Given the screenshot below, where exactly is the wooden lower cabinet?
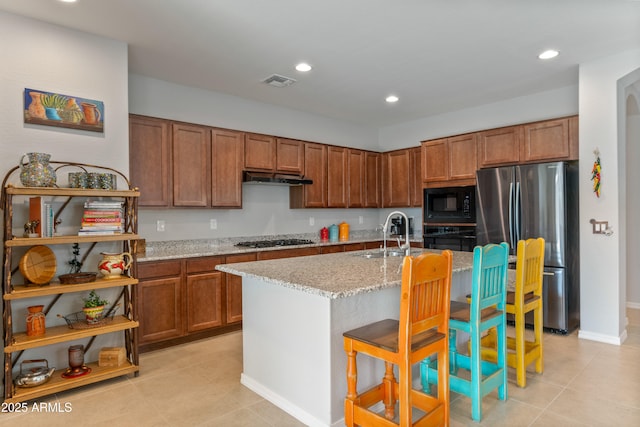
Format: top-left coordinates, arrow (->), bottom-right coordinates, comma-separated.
138,257 -> 239,351
138,260 -> 183,345
224,253 -> 257,324
186,257 -> 225,332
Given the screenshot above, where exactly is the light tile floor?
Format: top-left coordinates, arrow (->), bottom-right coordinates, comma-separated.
1,309 -> 639,426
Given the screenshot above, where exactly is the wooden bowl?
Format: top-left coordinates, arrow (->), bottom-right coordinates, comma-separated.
19,245 -> 56,285
58,272 -> 97,284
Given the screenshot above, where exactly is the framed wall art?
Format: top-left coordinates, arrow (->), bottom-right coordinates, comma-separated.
24,88 -> 104,133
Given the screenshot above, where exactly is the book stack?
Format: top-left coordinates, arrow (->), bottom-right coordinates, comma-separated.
78,200 -> 124,236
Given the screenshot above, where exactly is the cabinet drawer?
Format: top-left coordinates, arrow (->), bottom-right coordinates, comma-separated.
138,260 -> 181,279
186,256 -> 225,274
258,247 -> 321,260
343,243 -> 365,252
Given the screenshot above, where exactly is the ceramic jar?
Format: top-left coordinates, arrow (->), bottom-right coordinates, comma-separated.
26,305 -> 46,337
339,222 -> 350,242
329,224 -> 339,242
19,152 -> 56,187
98,252 -> 132,279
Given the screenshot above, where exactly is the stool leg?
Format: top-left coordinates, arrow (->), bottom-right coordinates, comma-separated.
449,329 -> 458,374
534,304 -> 544,374
383,362 -> 396,420
515,309 -> 526,388
344,346 -> 357,427
469,325 -> 482,422
420,357 -> 432,394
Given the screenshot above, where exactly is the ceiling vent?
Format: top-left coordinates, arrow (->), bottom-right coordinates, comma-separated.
262,74 -> 297,88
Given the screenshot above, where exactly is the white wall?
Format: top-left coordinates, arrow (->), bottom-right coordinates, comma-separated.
626,88 -> 640,307
578,49 -> 640,344
0,11 -> 130,373
379,85 -> 578,149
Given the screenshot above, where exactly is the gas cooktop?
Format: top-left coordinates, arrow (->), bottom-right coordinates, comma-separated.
235,238 -> 314,249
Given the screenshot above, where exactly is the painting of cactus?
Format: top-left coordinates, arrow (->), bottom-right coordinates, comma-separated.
24,88 -> 104,133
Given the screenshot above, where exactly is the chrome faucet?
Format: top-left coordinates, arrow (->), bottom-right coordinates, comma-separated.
381,210 -> 411,257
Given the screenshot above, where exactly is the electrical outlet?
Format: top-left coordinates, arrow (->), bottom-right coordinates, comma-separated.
359,216 -> 364,224
210,219 -> 217,230
156,220 -> 165,232
309,217 -> 315,226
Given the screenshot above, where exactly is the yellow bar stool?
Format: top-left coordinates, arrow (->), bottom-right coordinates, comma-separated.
343,251 -> 453,427
480,237 -> 545,388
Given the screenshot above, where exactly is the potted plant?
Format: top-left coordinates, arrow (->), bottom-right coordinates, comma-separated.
82,290 -> 108,324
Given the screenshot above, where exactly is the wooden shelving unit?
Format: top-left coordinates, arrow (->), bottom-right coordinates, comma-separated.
2,163 -> 140,404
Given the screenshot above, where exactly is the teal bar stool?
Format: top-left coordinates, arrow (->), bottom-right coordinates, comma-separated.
421,242 -> 509,422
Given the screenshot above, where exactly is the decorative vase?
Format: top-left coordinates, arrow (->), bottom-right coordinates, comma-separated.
83,306 -> 104,324
19,152 -> 57,187
27,92 -> 46,119
81,102 -> 101,125
98,252 -> 132,279
26,305 -> 46,337
44,107 -> 61,121
60,98 -> 84,124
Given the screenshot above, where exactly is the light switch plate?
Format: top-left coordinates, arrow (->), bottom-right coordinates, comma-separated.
210,219 -> 217,230
156,220 -> 165,232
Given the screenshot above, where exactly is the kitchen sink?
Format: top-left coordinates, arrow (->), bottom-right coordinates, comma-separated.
359,250 -> 406,258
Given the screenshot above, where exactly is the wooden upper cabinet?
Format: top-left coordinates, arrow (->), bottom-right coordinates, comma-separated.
276,138 -> 304,174
478,125 -> 522,168
409,147 -> 422,207
172,123 -> 211,207
327,146 -> 348,208
290,142 -> 327,208
129,115 -> 171,207
422,134 -> 477,188
211,128 -> 244,208
422,139 -> 448,183
448,134 -> 477,181
477,116 -> 578,168
364,151 -> 381,208
244,133 -> 276,171
383,149 -> 411,207
522,117 -> 577,162
347,149 -> 365,208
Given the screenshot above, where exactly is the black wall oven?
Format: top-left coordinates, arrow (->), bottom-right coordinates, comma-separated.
423,186 -> 476,252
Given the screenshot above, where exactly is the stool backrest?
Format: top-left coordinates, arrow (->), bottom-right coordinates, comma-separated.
470,243 -> 509,318
516,238 -> 545,298
398,250 -> 453,352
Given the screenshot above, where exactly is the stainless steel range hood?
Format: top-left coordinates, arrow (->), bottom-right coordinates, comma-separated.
242,171 -> 313,186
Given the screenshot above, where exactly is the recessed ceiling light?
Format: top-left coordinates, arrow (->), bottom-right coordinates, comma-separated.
386,95 -> 399,103
59,0 -> 78,3
538,49 -> 559,60
295,63 -> 312,72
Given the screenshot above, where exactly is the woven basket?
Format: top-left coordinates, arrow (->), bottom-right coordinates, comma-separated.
19,245 -> 56,285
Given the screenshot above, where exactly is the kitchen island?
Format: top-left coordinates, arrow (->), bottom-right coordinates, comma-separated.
216,249 -> 475,427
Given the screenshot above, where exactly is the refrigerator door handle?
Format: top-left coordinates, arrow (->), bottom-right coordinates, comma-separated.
508,182 -> 514,249
515,181 -> 521,243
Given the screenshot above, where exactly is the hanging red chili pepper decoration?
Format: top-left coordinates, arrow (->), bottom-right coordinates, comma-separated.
591,150 -> 601,197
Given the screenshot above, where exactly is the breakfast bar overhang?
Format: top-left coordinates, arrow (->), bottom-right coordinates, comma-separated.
216,249 -> 475,427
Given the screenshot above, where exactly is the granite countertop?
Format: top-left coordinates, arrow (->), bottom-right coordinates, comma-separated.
216,249 -> 476,299
139,231 -> 423,262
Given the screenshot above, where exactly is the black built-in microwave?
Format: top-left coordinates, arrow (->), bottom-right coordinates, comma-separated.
424,186 -> 476,223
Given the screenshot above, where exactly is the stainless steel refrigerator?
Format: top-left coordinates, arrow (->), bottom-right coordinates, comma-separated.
476,161 -> 579,333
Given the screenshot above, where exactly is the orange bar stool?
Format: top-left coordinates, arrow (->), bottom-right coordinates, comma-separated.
343,250 -> 453,427
422,242 -> 509,422
479,238 -> 545,388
